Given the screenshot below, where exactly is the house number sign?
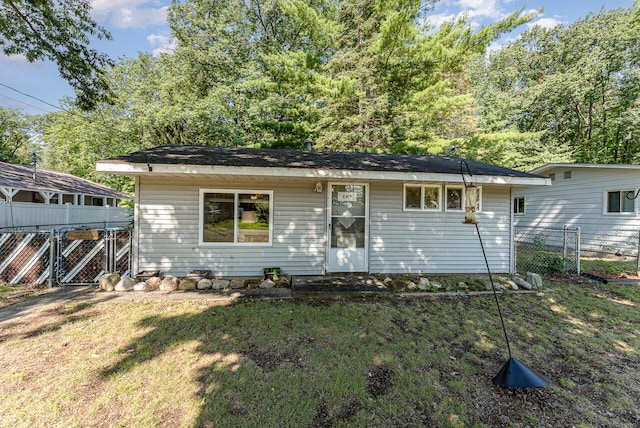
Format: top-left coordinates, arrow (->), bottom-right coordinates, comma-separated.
67,230 -> 100,240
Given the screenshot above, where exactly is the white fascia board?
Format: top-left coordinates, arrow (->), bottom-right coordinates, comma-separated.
531,163 -> 640,175
96,161 -> 549,186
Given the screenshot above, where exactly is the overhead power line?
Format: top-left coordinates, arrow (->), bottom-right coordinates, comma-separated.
0,82 -> 65,111
0,92 -> 56,114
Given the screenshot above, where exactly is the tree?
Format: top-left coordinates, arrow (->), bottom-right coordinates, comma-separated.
36,0 -> 538,173
471,7 -> 640,166
0,0 -> 114,110
0,106 -> 32,163
316,2 -> 536,153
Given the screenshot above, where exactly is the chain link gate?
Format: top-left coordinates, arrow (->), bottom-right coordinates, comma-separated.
0,227 -> 130,286
55,228 -> 131,285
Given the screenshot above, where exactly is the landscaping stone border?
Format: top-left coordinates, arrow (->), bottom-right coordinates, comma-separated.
98,272 -> 544,295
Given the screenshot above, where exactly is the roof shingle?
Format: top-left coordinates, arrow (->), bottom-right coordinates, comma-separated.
0,161 -> 131,199
105,145 -> 540,179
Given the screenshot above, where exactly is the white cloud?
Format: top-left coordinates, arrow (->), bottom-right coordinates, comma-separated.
1,53 -> 33,65
527,17 -> 563,30
147,34 -> 177,56
424,13 -> 459,29
486,35 -> 517,54
457,0 -> 502,19
91,0 -> 168,29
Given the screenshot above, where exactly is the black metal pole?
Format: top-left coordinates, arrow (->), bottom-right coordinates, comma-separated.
475,217 -> 512,359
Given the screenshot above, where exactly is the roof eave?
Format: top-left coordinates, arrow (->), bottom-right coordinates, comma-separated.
97,161 -> 550,186
531,163 -> 640,174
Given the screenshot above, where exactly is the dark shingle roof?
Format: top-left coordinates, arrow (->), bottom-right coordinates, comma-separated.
0,161 -> 131,199
105,145 -> 540,179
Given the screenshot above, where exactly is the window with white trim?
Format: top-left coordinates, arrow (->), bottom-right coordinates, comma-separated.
200,189 -> 273,245
514,196 -> 525,215
445,186 -> 463,211
605,190 -> 635,214
404,184 -> 441,211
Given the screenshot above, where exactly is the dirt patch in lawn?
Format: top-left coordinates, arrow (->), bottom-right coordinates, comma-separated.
0,283 -> 52,309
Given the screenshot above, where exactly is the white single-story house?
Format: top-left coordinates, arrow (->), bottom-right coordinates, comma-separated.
0,161 -> 132,230
96,145 -> 548,277
514,163 -> 640,257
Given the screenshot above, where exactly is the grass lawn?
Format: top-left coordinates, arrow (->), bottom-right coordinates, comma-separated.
0,278 -> 638,427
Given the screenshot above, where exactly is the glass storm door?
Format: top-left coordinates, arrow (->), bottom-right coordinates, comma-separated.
328,184 -> 368,272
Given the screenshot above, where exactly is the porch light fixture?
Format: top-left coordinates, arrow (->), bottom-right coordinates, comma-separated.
460,160 -> 549,389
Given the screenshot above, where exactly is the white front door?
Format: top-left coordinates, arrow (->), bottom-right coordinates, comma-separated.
327,184 -> 368,272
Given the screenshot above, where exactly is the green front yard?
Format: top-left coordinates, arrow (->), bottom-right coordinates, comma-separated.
0,278 -> 638,427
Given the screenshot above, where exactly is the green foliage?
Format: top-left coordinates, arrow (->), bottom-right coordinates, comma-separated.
459,130 -> 572,170
0,107 -> 33,163
0,284 -> 18,293
471,7 -> 640,166
0,0 -> 114,110
36,0 -> 536,163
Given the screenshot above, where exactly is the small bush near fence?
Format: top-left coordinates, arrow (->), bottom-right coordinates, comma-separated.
515,227 -> 640,277
515,228 -> 576,275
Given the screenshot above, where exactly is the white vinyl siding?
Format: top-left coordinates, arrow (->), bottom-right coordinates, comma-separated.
135,176 -> 326,277
134,177 -> 514,277
370,183 -> 511,274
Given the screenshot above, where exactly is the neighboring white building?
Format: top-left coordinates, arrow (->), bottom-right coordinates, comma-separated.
514,164 -> 640,230
0,161 -> 132,230
513,163 -> 640,256
97,145 -> 548,277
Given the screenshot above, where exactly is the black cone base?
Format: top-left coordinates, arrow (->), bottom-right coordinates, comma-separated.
492,357 -> 549,388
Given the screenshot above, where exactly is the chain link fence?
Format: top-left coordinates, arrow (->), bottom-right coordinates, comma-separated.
515,226 -> 640,277
0,225 -> 131,286
577,228 -> 640,276
514,227 -> 579,275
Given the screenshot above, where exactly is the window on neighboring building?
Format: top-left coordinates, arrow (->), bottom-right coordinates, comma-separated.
606,190 -> 635,214
200,190 -> 273,245
404,185 -> 441,211
549,173 -> 556,181
564,171 -> 572,179
514,197 -> 525,215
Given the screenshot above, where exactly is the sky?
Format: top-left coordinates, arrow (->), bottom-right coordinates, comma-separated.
0,0 -> 635,115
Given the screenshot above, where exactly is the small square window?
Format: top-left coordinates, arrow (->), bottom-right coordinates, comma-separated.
549,173 -> 555,181
446,186 -> 463,211
423,186 -> 441,210
404,186 -> 422,209
564,171 -> 572,179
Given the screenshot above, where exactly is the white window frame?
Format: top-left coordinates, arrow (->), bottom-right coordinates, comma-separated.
445,185 -> 464,212
603,189 -> 636,215
403,184 -> 442,211
199,188 -> 274,246
514,196 -> 525,215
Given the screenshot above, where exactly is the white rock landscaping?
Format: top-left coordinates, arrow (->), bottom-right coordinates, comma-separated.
115,276 -> 136,292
